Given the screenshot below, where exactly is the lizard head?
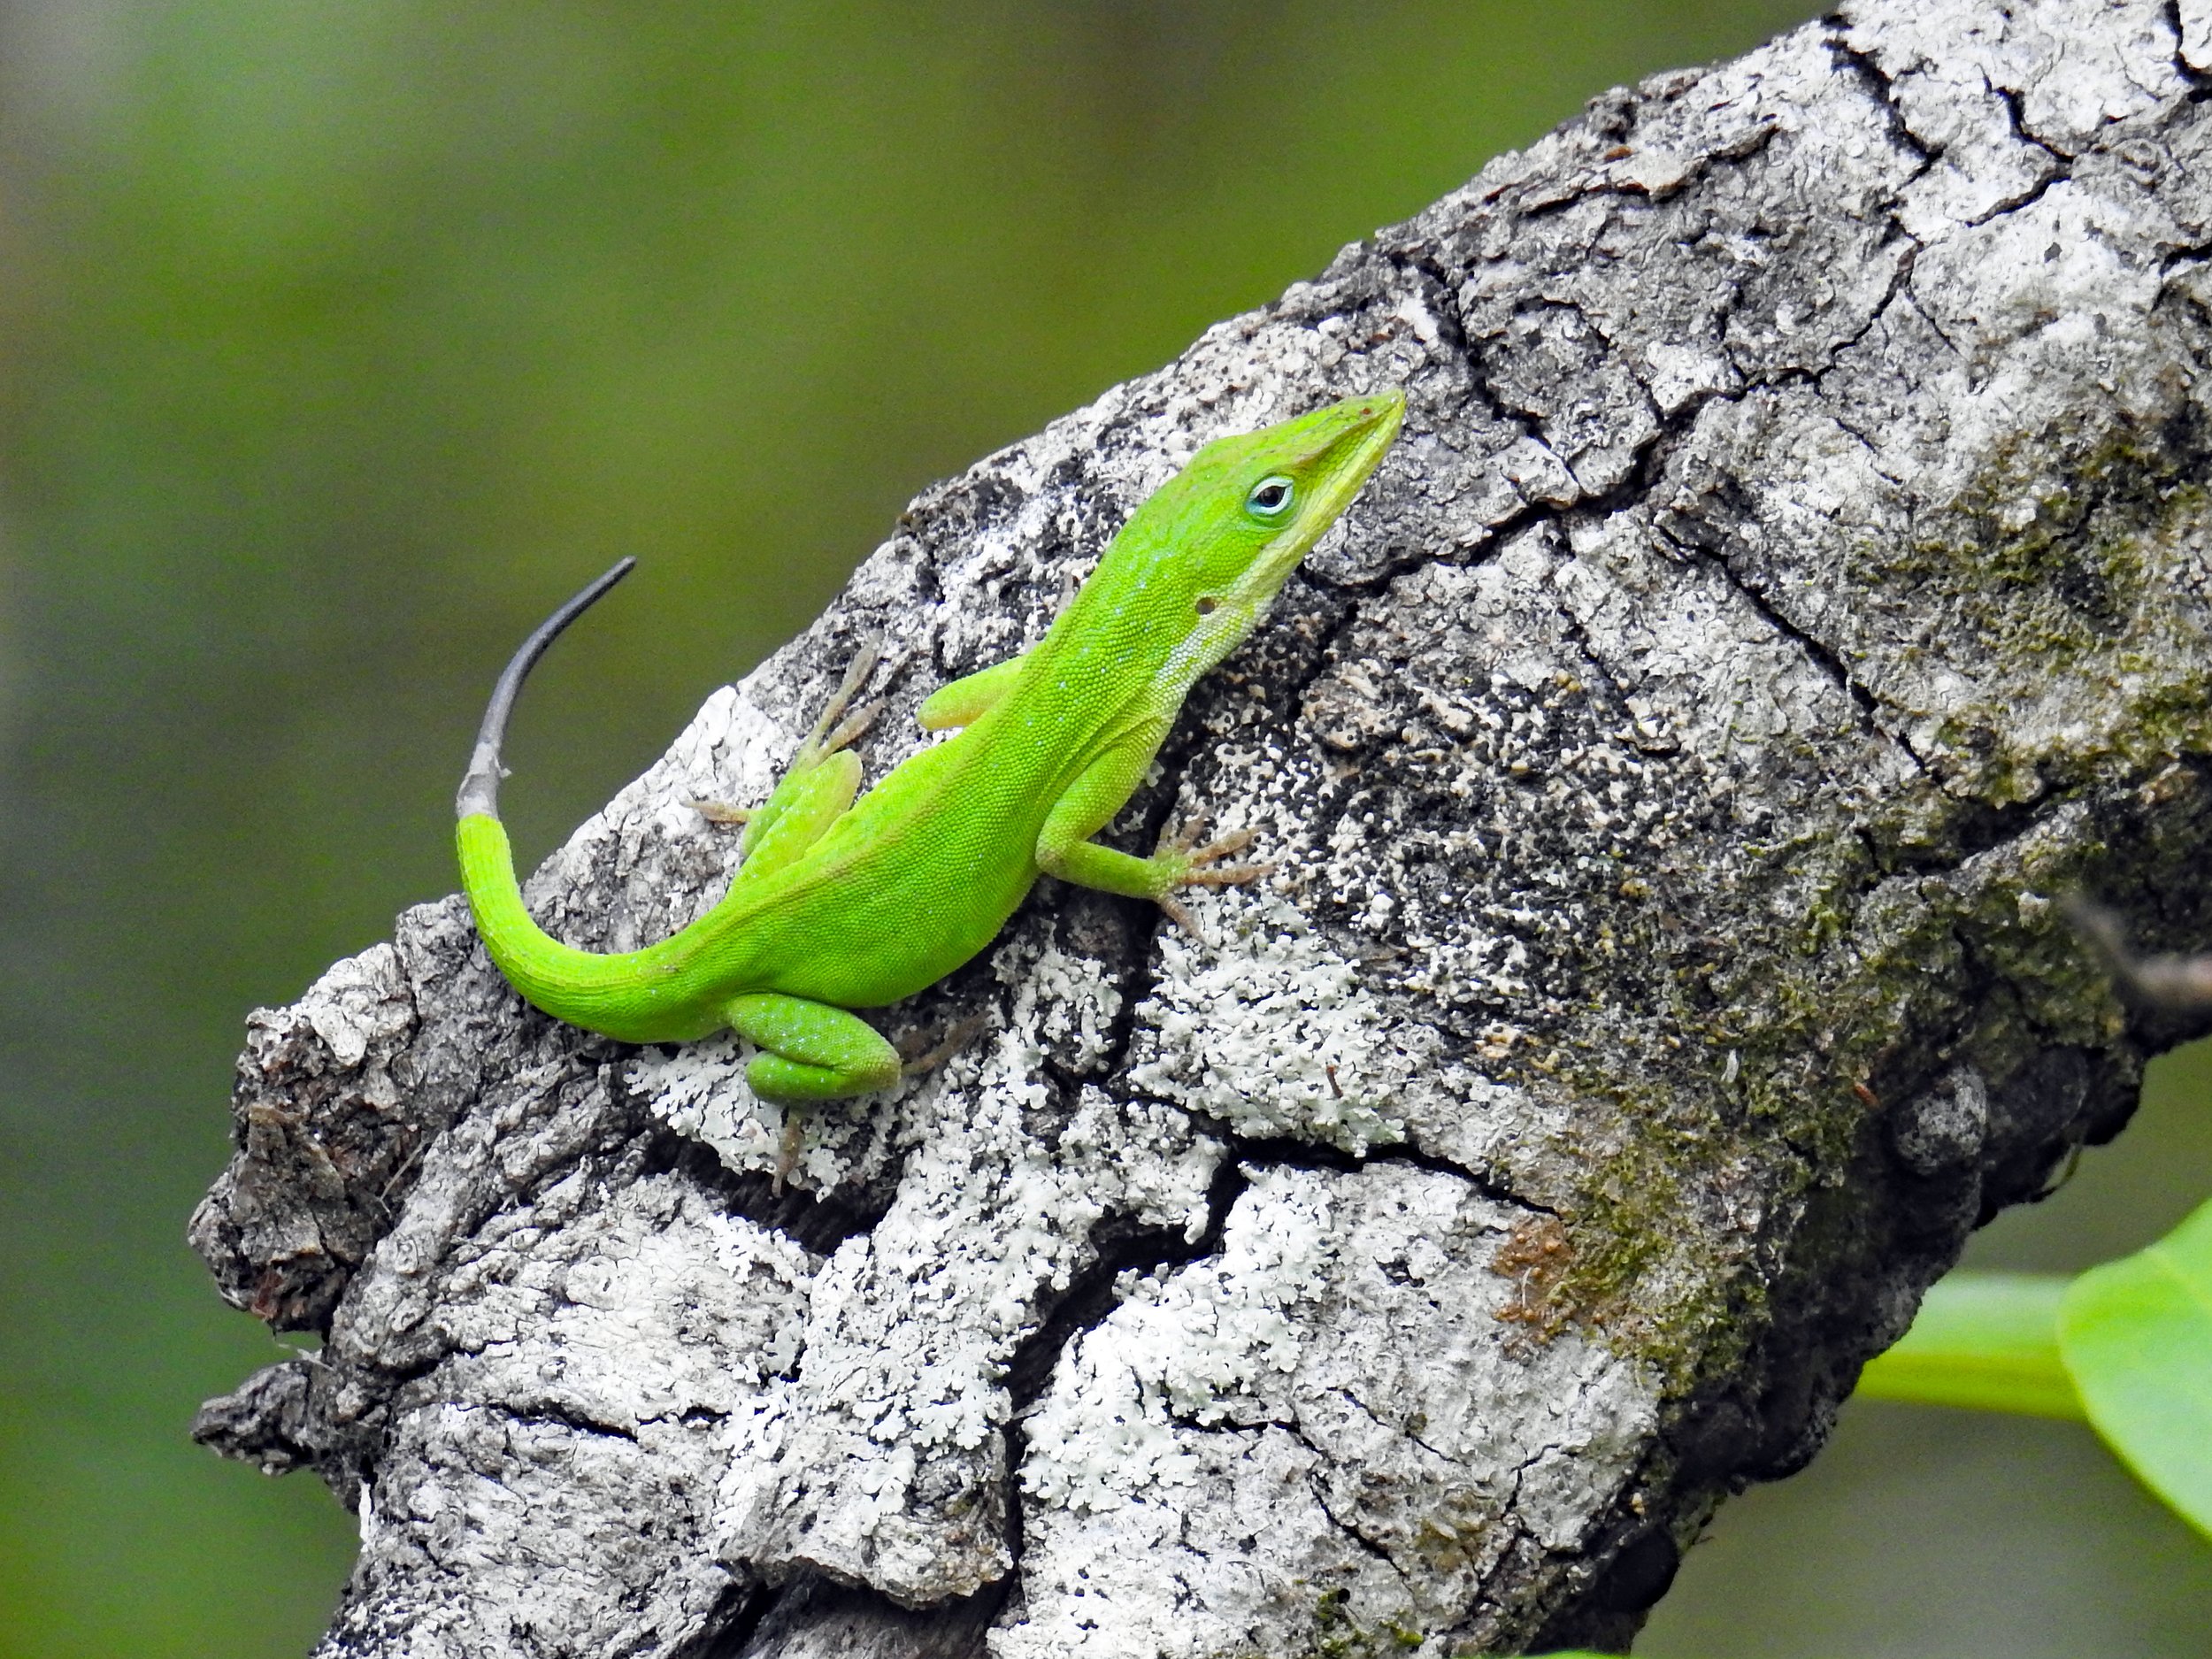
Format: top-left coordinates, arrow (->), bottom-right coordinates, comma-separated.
1127,388 -> 1404,680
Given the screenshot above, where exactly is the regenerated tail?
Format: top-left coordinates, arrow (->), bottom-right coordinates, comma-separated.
456,557 -> 636,819
454,559 -> 666,1031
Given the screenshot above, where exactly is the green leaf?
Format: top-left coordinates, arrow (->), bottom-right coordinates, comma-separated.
1855,1272 -> 2084,1418
2058,1194 -> 2212,1540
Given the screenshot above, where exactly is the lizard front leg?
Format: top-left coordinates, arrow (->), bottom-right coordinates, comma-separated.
689,641 -> 884,881
1033,735 -> 1273,931
916,650 -> 1026,731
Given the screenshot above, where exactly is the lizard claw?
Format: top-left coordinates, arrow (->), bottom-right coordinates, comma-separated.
1180,860 -> 1277,888
818,697 -> 886,758
1187,827 -> 1258,867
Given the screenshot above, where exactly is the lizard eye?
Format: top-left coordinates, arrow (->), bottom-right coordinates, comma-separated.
1245,475 -> 1295,519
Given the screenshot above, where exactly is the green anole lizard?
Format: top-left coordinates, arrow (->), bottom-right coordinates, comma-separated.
456,389 -> 1403,1136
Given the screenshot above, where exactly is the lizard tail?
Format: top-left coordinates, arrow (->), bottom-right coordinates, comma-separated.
455,557 -> 636,820
455,559 -> 685,1035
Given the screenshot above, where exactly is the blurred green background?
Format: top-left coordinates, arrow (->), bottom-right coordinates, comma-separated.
3,3 -> 2209,1655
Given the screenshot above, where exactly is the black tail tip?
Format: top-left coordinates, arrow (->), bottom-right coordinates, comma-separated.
457,557 -> 641,820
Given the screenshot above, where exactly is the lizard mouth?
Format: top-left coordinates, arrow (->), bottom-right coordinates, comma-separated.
1231,388 -> 1406,604
1291,388 -> 1406,529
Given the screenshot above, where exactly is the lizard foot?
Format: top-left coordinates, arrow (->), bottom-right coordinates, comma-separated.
800,636 -> 885,764
686,798 -> 753,826
1160,818 -> 1277,885
899,1013 -> 990,1077
772,1109 -> 807,1196
1154,819 -> 1276,934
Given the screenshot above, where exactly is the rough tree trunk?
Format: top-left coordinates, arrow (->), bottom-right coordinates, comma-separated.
190,0 -> 2212,1653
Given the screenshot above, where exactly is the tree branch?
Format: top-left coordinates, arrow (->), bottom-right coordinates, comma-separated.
192,0 -> 2212,1652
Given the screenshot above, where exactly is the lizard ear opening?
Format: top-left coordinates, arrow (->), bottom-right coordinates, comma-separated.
1195,595 -> 1219,616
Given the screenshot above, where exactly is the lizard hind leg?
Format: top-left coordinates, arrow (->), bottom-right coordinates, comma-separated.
727,992 -> 903,1194
728,992 -> 902,1101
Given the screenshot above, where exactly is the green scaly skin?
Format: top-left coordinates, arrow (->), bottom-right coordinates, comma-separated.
457,389 -> 1404,1105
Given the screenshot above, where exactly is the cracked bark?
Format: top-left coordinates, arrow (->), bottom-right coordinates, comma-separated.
189,1 -> 2212,1653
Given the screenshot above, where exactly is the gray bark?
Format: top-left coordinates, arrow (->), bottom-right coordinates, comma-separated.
191,0 -> 2212,1653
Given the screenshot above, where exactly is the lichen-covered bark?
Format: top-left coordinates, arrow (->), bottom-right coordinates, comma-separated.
191,1 -> 2212,1653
